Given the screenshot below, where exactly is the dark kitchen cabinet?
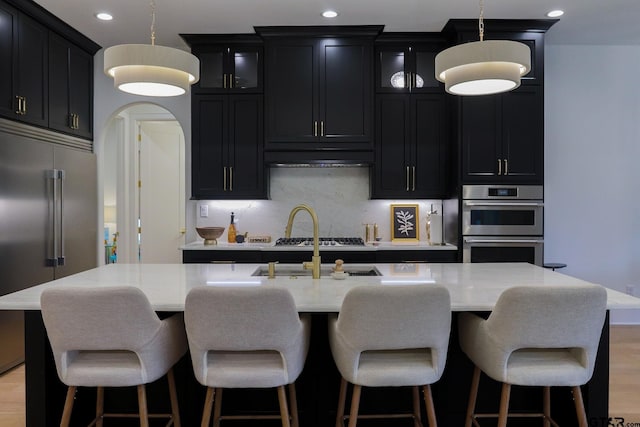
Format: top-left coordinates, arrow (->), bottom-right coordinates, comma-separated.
191,94 -> 266,199
461,86 -> 543,184
48,31 -> 93,139
261,28 -> 379,151
376,41 -> 443,93
372,93 -> 448,198
0,2 -> 48,127
188,40 -> 262,93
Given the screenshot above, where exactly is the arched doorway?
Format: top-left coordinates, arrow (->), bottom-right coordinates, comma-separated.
102,104 -> 186,263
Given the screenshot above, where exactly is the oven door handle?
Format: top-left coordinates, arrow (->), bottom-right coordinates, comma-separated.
464,238 -> 544,244
463,201 -> 544,207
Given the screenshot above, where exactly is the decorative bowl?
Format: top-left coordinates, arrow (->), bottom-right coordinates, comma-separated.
196,227 -> 225,245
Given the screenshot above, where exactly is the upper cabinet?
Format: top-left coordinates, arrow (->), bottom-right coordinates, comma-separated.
446,20 -> 555,185
375,35 -> 446,93
461,86 -> 543,184
182,35 -> 263,94
258,26 -> 381,152
0,2 -> 48,127
0,0 -> 99,139
49,31 -> 93,139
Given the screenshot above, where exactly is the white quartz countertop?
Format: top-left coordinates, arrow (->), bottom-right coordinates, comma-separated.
181,241 -> 457,251
1,263 -> 638,313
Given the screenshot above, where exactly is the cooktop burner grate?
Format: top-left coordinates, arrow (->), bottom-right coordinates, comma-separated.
275,237 -> 365,246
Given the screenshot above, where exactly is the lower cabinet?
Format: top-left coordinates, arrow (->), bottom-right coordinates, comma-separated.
182,249 -> 457,264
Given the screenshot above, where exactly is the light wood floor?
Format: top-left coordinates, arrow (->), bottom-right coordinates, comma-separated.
0,326 -> 638,426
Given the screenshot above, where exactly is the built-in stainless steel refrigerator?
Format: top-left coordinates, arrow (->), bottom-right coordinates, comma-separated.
0,119 -> 97,373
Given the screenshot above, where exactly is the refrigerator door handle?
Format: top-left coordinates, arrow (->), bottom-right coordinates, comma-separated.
58,170 -> 66,266
46,170 -> 59,267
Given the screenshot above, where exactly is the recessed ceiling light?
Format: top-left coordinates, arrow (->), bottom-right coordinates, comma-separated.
96,12 -> 113,21
546,10 -> 564,18
322,10 -> 338,18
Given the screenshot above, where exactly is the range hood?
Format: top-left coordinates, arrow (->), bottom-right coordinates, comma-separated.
264,150 -> 374,167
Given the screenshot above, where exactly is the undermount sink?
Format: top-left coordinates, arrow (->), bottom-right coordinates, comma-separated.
251,265 -> 382,277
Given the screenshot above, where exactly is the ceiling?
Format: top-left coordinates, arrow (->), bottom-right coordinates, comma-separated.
34,0 -> 640,50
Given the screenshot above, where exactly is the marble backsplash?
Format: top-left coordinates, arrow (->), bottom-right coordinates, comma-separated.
194,167 -> 444,243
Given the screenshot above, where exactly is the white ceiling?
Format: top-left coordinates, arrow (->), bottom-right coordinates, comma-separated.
34,0 -> 640,50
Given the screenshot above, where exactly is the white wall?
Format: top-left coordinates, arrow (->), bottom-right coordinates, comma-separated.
545,45 -> 640,323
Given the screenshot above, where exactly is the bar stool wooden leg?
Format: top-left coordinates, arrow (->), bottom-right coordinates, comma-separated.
347,385 -> 362,427
96,386 -> 104,427
497,383 -> 511,427
336,378 -> 348,427
412,386 -> 422,427
543,386 -> 551,427
465,366 -> 481,427
277,385 -> 291,427
201,387 -> 215,427
213,388 -> 222,427
423,384 -> 437,427
573,386 -> 588,427
288,383 -> 300,427
137,384 -> 149,427
60,386 -> 76,427
167,368 -> 181,427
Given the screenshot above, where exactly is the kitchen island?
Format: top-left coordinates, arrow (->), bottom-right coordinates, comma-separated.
1,262 -> 638,426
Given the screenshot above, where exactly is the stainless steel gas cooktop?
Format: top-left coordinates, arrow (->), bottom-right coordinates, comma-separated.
274,237 -> 365,246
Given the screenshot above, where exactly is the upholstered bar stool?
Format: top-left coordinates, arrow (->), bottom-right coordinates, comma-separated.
329,285 -> 451,427
184,286 -> 310,427
458,285 -> 607,427
40,286 -> 188,427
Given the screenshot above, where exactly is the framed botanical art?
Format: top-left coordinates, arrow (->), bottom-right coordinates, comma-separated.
390,204 -> 419,242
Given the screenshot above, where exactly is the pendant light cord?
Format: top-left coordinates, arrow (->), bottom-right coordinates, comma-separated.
478,0 -> 485,41
150,0 -> 156,46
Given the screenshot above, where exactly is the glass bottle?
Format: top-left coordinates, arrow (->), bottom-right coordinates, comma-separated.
227,212 -> 237,243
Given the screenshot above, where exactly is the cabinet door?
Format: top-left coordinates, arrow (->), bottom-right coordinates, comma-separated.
227,95 -> 265,198
191,95 -> 228,198
49,34 -> 93,139
48,33 -> 69,133
197,46 -> 262,93
413,94 -> 447,197
0,3 -> 17,119
377,47 -> 409,92
501,87 -> 543,183
264,41 -> 317,146
321,39 -> 372,146
461,95 -> 501,183
68,44 -> 92,139
15,12 -> 48,127
372,94 -> 411,198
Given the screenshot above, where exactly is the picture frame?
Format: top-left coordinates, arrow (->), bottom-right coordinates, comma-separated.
390,204 -> 419,242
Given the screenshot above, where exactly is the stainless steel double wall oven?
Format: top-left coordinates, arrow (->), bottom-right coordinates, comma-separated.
462,185 -> 544,265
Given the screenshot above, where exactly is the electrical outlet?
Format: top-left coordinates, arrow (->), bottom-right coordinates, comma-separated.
199,204 -> 208,218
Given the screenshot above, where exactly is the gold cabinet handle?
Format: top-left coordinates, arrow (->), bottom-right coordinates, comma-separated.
69,114 -> 74,129
76,114 -> 80,129
412,166 -> 416,191
15,96 -> 21,114
223,73 -> 227,89
22,96 -> 26,115
405,166 -> 410,191
223,166 -> 227,191
320,121 -> 324,137
504,159 -> 508,175
314,121 -> 318,137
229,166 -> 233,191
230,73 -> 234,89
498,158 -> 502,175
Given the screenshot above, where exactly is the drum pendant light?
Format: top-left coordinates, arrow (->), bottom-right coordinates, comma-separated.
104,0 -> 199,97
435,0 -> 531,96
